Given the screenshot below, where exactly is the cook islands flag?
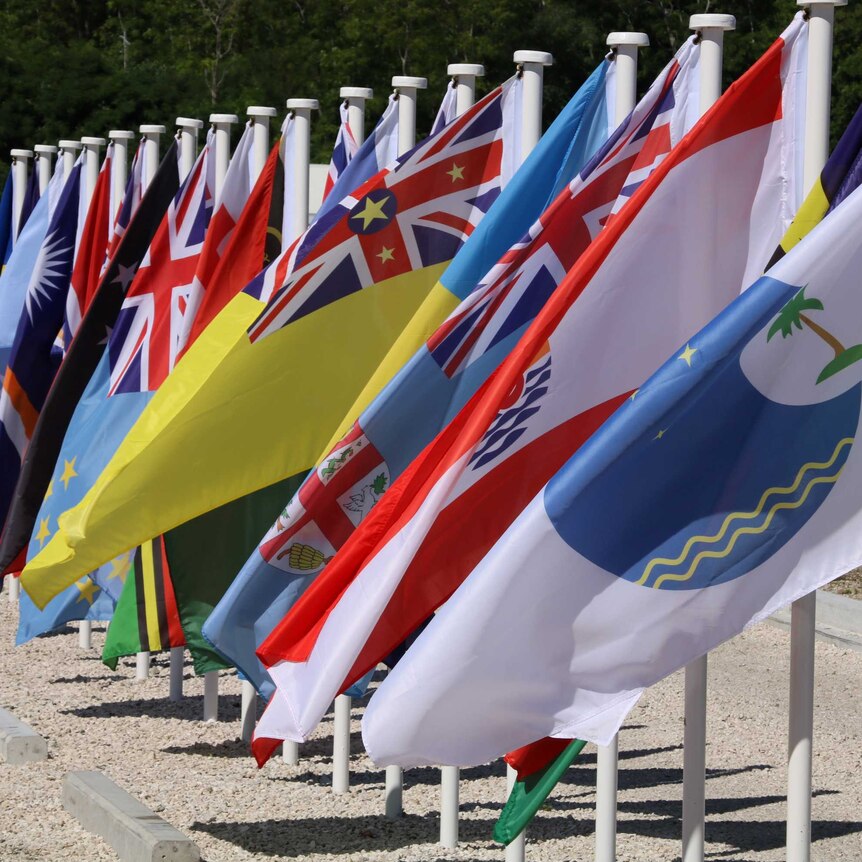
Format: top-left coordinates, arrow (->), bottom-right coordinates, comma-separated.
362,178 -> 862,766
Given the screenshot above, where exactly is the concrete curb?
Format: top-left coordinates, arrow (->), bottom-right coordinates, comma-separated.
768,589 -> 862,653
0,706 -> 48,764
63,771 -> 200,862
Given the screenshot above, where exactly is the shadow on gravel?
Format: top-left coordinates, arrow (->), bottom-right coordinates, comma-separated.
278,760 -> 505,790
192,812 -> 501,856
162,739 -> 252,758
51,674 -> 127,684
60,694 -> 242,722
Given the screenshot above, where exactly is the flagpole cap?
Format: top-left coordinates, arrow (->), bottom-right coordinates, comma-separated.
340,87 -> 374,101
447,63 -> 485,78
80,136 -> 107,147
175,117 -> 204,130
247,106 -> 278,118
10,148 -> 34,159
108,130 -> 136,141
209,113 -> 239,125
391,76 -> 428,90
58,140 -> 82,150
34,144 -> 59,154
139,124 -> 167,135
513,50 -> 554,66
689,14 -> 736,31
606,32 -> 650,48
797,1 -> 848,6
286,99 -> 319,111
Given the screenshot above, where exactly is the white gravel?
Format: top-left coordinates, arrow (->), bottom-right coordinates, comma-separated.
0,595 -> 860,861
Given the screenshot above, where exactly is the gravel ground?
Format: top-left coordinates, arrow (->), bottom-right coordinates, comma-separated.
0,596 -> 860,862
826,569 -> 862,599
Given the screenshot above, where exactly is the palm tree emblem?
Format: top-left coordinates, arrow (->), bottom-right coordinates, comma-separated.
767,286 -> 862,384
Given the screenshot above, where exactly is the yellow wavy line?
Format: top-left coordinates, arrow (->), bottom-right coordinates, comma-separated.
636,437 -> 853,587
651,470 -> 843,589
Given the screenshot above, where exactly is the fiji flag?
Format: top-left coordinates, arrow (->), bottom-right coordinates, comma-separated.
362,180 -> 862,767
0,157 -> 82,531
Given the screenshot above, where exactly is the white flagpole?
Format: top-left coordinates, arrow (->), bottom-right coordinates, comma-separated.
10,148 -> 33,244
340,87 -> 373,147
679,17 -> 736,862
33,145 -> 57,195
236,105 -> 276,740
447,63 -> 486,116
285,99 -> 318,244
200,112 -> 238,722
392,75 -> 428,157
176,117 -> 203,183
73,135 -> 106,651
588,31 -> 649,862
133,124 -> 164,683
107,131 -> 134,219
512,51 -> 554,156
788,4 -> 843,860
58,140 -> 82,181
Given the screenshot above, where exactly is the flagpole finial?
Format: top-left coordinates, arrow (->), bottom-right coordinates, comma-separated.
391,76 -> 428,91
447,63 -> 485,78
340,87 -> 373,101
139,124 -> 167,135
34,144 -> 59,153
689,14 -> 736,31
247,106 -> 278,119
80,136 -> 107,147
108,131 -> 135,141
10,148 -> 34,159
176,117 -> 204,131
606,32 -> 649,48
58,140 -> 82,150
285,99 -> 319,112
796,0 -> 847,6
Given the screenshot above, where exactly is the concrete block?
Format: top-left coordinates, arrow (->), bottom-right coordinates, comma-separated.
0,707 -> 48,764
63,771 -> 200,862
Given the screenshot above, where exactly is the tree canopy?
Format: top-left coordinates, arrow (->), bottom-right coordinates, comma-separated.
1,0 -> 860,182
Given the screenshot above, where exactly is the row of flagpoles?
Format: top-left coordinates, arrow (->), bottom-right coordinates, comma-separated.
0,4 -> 851,862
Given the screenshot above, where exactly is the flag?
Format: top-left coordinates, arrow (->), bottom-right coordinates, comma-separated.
0,142 -> 180,576
432,81 -> 459,135
312,95 -> 399,227
251,16 -> 809,758
0,161 -> 66,375
0,156 -> 83,532
64,143 -> 114,345
0,174 -> 14,270
492,100 -> 862,843
17,165 -> 40,238
202,58 -> 622,698
23,77 -> 524,606
362,177 -> 862,767
102,537 -> 184,668
105,138 -> 146,264
322,102 -> 359,202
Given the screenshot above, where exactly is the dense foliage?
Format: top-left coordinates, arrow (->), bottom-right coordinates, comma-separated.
1,0 -> 861,182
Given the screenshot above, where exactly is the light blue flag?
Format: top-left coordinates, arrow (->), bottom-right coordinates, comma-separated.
203,60 -> 617,699
0,163 -> 65,375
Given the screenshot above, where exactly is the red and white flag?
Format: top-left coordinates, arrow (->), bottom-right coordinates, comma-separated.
252,15 -> 808,760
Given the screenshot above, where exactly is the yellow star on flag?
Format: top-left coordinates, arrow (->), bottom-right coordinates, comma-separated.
377,246 -> 395,264
678,344 -> 697,367
107,555 -> 131,583
60,457 -> 78,490
74,577 -> 99,605
447,163 -> 465,182
35,517 -> 51,547
654,428 -> 667,440
45,479 -> 54,499
352,195 -> 391,230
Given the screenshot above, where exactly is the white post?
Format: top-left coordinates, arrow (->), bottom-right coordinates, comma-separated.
447,64 -> 485,116
10,149 -> 33,242
176,117 -> 203,184
33,145 -> 57,194
440,765 -> 460,848
203,669 -> 219,722
247,106 -> 277,182
139,124 -> 166,192
208,113 -> 239,207
169,646 -> 184,702
107,131 -> 134,218
285,98 -> 318,243
133,125 -> 163,683
339,87 -> 373,147
505,763 -> 526,862
391,76 -> 428,155
6,575 -> 20,602
80,136 -> 106,212
58,140 -> 82,181
606,33 -> 650,125
679,16 -> 735,862
332,694 -> 351,793
788,9 -> 841,859
512,50 -> 554,157
595,735 -> 620,862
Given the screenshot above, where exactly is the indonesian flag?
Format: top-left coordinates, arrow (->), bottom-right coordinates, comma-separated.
251,14 -> 808,761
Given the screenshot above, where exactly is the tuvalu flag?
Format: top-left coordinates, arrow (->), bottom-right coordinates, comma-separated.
23,77 -> 523,606
363,177 -> 862,766
250,15 -> 809,757
0,141 -> 180,576
201,56 -> 635,698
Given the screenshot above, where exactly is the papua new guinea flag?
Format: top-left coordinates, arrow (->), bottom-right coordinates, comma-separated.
362,179 -> 862,766
0,142 -> 179,575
